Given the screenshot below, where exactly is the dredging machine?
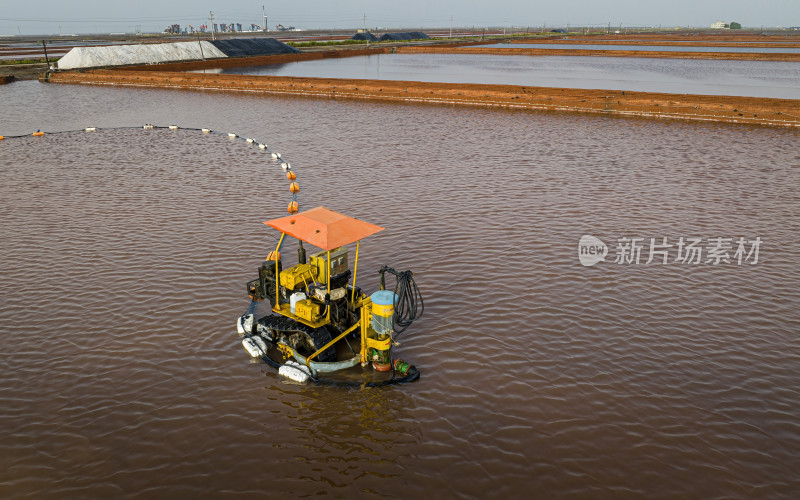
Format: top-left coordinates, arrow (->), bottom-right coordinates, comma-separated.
236,206 -> 423,385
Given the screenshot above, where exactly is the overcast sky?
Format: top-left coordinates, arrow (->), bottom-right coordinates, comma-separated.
1,1 -> 798,35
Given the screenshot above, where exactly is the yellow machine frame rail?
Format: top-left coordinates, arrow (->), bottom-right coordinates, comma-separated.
305,321 -> 360,366
274,232 -> 285,308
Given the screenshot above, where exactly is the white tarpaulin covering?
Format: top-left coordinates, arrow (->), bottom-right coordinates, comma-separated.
57,41 -> 228,70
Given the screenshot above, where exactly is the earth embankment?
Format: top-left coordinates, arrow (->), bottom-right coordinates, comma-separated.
45,69 -> 800,128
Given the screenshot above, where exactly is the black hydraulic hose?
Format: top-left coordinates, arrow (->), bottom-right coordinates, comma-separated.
379,267 -> 424,337
259,353 -> 283,370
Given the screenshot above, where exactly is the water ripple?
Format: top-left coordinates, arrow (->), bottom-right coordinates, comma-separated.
1,80 -> 799,498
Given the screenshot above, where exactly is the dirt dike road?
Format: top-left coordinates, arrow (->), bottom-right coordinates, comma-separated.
45,69 -> 800,128
396,45 -> 800,62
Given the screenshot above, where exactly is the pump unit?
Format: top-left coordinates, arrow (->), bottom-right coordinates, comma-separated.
237,206 -> 424,386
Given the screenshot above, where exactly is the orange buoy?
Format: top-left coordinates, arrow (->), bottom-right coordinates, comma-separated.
289,182 -> 299,193
287,201 -> 299,214
0,136 -> 4,140
266,251 -> 281,261
286,171 -> 296,181
32,131 -> 45,137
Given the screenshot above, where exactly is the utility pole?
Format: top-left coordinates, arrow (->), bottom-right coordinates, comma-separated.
504,20 -> 507,36
262,5 -> 268,31
198,35 -> 205,59
450,16 -> 453,38
210,11 -> 215,40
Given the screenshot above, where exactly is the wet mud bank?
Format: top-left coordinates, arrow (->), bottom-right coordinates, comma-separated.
45,69 -> 800,128
1,64 -> 47,81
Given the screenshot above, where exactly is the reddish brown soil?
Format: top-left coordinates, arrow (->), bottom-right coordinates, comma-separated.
45,69 -> 800,128
510,39 -> 800,48
397,45 -> 800,61
557,33 -> 800,43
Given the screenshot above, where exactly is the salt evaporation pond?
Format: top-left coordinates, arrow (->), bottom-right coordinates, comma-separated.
476,42 -> 800,53
205,53 -> 800,99
2,80 -> 800,498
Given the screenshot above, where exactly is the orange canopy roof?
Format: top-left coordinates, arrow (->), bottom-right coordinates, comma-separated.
264,206 -> 384,250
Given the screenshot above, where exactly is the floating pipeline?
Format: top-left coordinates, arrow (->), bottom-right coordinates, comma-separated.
0,124 -> 303,214
44,69 -> 800,128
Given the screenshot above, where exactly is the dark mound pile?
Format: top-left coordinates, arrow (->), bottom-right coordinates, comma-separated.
378,32 -> 430,41
209,38 -> 300,58
351,32 -> 378,41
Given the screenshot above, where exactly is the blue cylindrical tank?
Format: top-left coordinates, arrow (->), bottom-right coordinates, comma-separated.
370,290 -> 397,334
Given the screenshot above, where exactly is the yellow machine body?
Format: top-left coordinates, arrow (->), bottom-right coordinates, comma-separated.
358,299 -> 392,363
279,263 -> 317,290
256,208 -> 421,369
294,299 -> 323,322
371,301 -> 394,335
308,246 -> 348,283
271,257 -> 397,365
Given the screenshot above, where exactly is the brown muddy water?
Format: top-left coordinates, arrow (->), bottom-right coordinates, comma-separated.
2,80 -> 800,498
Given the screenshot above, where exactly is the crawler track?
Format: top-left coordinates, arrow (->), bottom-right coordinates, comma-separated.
256,315 -> 336,362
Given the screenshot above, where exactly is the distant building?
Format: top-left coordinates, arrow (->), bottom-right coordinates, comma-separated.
711,20 -> 728,29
